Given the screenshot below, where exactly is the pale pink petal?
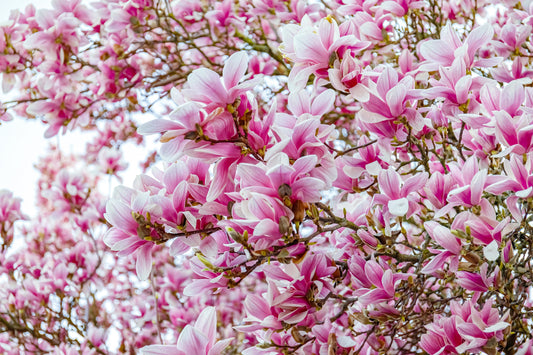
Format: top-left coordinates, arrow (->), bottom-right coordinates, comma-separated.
310,89 -> 335,116
501,81 -> 524,116
138,119 -> 183,135
208,338 -> 233,355
139,345 -> 182,355
176,325 -> 209,354
186,68 -> 228,104
470,169 -> 488,205
195,307 -> 217,348
376,67 -> 398,99
206,158 -> 235,202
385,84 -> 407,117
223,52 -> 248,90
244,294 -> 271,320
466,24 -> 494,62
419,40 -> 453,65
484,322 -> 510,333
293,33 -> 327,64
136,243 -> 153,280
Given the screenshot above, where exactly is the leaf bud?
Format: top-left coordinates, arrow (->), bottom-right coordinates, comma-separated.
226,227 -> 245,244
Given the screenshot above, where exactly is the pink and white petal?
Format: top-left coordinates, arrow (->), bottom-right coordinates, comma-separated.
170,238 -> 190,256
483,322 -> 510,333
223,52 -> 248,90
105,200 -> 136,234
454,75 -> 472,104
310,89 -> 335,116
136,243 -> 153,280
292,155 -> 318,178
349,84 -> 370,102
293,33 -> 328,64
138,119 -> 183,135
385,84 -> 407,117
244,294 -> 271,320
424,222 -> 461,254
103,228 -> 130,249
195,307 -> 217,348
378,169 -> 401,199
419,40 -> 453,65
466,24 -> 494,61
376,67 -> 398,99
421,251 -> 452,275
470,169 -> 488,205
401,172 -> 428,196
364,260 -> 384,288
176,325 -> 209,354
208,338 -> 234,355
206,158 -> 235,202
186,68 -> 228,104
501,81 -> 524,116
139,345 -> 183,355
288,90 -> 311,116
291,177 -> 325,202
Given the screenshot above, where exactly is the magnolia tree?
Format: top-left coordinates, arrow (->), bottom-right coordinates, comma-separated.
2,0 -> 533,353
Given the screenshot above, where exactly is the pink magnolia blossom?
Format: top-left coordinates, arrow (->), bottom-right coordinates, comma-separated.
456,263 -> 499,292
103,187 -> 160,280
140,307 -> 232,355
373,167 -> 428,218
358,67 -> 422,126
419,23 -> 497,69
182,51 -> 260,112
422,221 -> 462,274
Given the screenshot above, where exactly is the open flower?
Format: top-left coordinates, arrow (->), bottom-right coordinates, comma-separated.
140,307 -> 232,355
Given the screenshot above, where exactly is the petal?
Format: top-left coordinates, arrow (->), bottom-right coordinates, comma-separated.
177,325 -> 209,354
484,322 -> 510,333
195,307 -> 217,348
310,89 -> 335,116
388,198 -> 409,216
385,84 -> 407,117
501,81 -> 524,116
136,243 -> 153,280
425,221 -> 461,254
466,24 -> 494,62
139,345 -> 182,355
138,119 -> 183,135
208,338 -> 234,355
483,240 -> 499,261
419,40 -> 454,65
223,52 -> 248,90
186,68 -> 227,104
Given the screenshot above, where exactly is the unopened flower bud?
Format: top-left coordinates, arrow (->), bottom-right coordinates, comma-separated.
292,200 -> 307,223
278,215 -> 291,235
278,183 -> 292,199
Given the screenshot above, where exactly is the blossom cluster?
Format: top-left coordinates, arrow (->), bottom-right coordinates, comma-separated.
2,0 -> 533,353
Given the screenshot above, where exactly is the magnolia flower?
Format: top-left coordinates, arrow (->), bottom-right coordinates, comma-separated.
140,307 -> 232,355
